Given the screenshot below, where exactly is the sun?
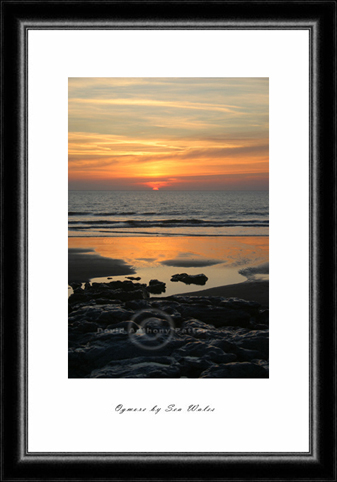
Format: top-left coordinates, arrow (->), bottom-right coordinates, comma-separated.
144,181 -> 167,190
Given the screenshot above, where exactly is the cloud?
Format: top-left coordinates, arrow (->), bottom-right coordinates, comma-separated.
69,97 -> 242,115
68,78 -> 269,190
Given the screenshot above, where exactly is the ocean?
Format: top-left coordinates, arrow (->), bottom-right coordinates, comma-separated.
68,190 -> 269,237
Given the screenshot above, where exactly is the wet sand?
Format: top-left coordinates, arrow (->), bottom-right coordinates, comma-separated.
68,248 -> 136,282
69,236 -> 269,297
68,237 -> 269,378
183,280 -> 269,307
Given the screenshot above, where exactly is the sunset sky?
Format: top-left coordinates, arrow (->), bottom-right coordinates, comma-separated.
68,78 -> 269,191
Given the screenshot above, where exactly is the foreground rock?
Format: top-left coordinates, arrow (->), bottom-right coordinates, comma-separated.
68,280 -> 269,379
146,279 -> 166,294
200,362 -> 268,378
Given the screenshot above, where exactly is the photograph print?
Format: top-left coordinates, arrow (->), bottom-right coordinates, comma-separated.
68,77 -> 269,379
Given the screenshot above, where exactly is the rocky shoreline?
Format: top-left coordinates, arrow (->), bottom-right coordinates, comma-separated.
68,279 -> 269,378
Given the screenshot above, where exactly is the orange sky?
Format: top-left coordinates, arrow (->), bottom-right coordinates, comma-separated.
68,78 -> 269,190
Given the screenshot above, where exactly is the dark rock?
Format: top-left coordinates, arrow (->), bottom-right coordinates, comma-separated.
150,300 -> 180,309
147,279 -> 166,294
176,304 -> 251,328
258,309 -> 269,324
95,289 -> 145,302
252,359 -> 269,375
233,331 -> 269,358
69,282 -> 82,290
173,341 -> 237,364
91,282 -> 109,289
68,348 -> 91,377
180,319 -> 217,339
171,273 -> 208,285
90,356 -> 181,378
119,280 -> 137,292
68,292 -> 90,304
105,321 -> 139,333
68,284 -> 269,379
167,295 -> 223,305
132,310 -> 168,323
90,280 -> 145,293
82,321 -> 100,332
94,298 -> 123,305
97,307 -> 134,325
200,362 -> 268,378
107,280 -> 138,291
210,338 -> 238,353
149,279 -> 163,286
146,303 -> 182,324
125,299 -> 151,310
126,276 -> 141,281
163,295 -> 191,304
179,356 -> 214,378
252,324 -> 269,330
68,334 -> 187,375
176,296 -> 213,306
69,305 -> 105,322
232,346 -> 267,362
219,297 -> 260,314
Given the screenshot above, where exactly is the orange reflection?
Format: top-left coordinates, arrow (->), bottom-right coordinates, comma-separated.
68,236 -> 269,268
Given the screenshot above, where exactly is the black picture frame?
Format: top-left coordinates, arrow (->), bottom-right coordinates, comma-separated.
1,1 -> 336,480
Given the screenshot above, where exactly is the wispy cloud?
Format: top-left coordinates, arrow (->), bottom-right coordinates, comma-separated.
68,78 -> 269,190
69,97 -> 243,114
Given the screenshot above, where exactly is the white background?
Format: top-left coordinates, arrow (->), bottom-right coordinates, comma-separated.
28,30 -> 309,452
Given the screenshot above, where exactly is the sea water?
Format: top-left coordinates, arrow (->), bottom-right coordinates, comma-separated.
68,190 -> 268,237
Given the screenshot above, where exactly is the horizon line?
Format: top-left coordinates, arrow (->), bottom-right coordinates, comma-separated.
68,189 -> 269,192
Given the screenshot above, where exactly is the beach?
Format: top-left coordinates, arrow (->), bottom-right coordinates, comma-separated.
68,188 -> 269,379
68,235 -> 269,297
68,235 -> 269,378
68,242 -> 269,306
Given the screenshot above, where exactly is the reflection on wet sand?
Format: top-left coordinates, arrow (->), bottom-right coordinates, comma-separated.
68,236 -> 268,298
